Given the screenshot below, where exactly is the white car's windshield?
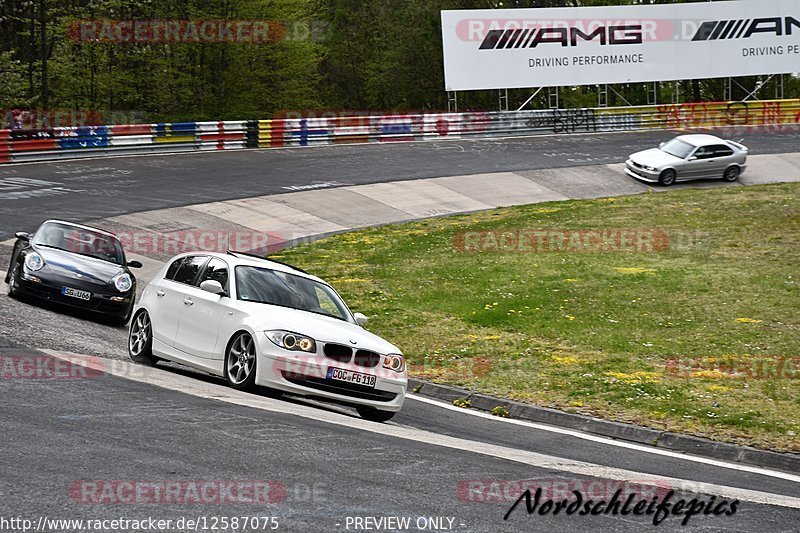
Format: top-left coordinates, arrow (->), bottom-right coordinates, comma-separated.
660,139 -> 696,159
235,265 -> 351,321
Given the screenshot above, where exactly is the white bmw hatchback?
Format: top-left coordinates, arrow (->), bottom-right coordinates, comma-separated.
128,251 -> 407,422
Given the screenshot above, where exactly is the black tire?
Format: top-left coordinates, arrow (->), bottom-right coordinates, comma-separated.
356,406 -> 396,423
128,310 -> 157,366
225,332 -> 257,391
658,169 -> 677,186
261,386 -> 283,399
6,265 -> 18,298
723,165 -> 741,182
111,304 -> 135,328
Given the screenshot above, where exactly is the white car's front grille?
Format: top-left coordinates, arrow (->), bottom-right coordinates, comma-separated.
323,344 -> 382,368
323,343 -> 353,363
354,350 -> 381,368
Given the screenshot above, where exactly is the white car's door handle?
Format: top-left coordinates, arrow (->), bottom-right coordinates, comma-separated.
184,297 -> 194,306
156,290 -> 165,297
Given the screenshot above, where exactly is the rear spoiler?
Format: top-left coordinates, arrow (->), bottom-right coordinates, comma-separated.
726,140 -> 748,152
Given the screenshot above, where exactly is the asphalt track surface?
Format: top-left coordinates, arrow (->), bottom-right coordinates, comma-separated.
2,128 -> 800,240
2,131 -> 800,532
2,347 -> 799,532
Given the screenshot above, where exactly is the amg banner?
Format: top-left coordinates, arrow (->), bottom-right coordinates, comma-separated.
441,0 -> 799,91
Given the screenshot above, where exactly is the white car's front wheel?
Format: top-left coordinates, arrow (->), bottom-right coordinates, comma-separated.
226,332 -> 257,391
128,310 -> 157,366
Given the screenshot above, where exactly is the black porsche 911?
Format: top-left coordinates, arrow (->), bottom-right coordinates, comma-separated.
5,220 -> 142,325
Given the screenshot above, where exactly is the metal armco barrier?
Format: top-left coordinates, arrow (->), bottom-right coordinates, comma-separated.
2,99 -> 799,164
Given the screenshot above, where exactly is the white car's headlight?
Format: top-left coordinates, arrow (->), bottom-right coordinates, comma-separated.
382,354 -> 405,373
24,252 -> 44,271
643,165 -> 658,172
266,330 -> 316,353
113,273 -> 133,292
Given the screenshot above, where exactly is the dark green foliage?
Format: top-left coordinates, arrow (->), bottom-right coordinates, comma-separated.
1,0 -> 797,122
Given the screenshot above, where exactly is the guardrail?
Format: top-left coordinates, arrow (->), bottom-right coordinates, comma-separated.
2,99 -> 798,164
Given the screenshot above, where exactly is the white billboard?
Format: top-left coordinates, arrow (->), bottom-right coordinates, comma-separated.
441,0 -> 800,91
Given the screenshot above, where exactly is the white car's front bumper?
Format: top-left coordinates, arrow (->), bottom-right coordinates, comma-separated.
255,341 -> 407,412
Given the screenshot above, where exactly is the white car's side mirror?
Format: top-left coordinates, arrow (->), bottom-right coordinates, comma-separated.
688,156 -> 698,161
200,280 -> 226,296
353,312 -> 369,326
659,142 -> 666,149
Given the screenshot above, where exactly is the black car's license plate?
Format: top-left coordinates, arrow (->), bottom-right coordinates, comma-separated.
62,286 -> 91,301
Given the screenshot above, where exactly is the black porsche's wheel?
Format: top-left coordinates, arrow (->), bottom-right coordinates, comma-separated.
723,166 -> 741,182
111,304 -> 134,327
225,332 -> 257,391
356,406 -> 396,423
128,310 -> 157,366
6,266 -> 19,298
658,169 -> 677,186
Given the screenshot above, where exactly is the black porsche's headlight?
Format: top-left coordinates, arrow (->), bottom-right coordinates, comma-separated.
24,252 -> 44,272
113,273 -> 133,292
266,330 -> 316,353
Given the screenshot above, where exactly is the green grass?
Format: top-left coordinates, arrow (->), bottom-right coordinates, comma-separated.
276,183 -> 800,452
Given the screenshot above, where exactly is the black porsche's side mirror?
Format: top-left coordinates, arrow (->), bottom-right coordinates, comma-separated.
15,232 -> 30,241
127,260 -> 143,268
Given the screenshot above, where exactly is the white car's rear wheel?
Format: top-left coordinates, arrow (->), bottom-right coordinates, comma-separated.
356,406 -> 396,423
226,332 -> 257,391
128,311 -> 157,366
723,166 -> 741,182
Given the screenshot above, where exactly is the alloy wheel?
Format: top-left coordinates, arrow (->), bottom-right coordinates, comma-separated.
227,333 -> 256,385
129,312 -> 151,356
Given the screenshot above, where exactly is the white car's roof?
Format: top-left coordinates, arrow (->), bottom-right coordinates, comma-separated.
181,251 -> 326,284
676,134 -> 726,147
